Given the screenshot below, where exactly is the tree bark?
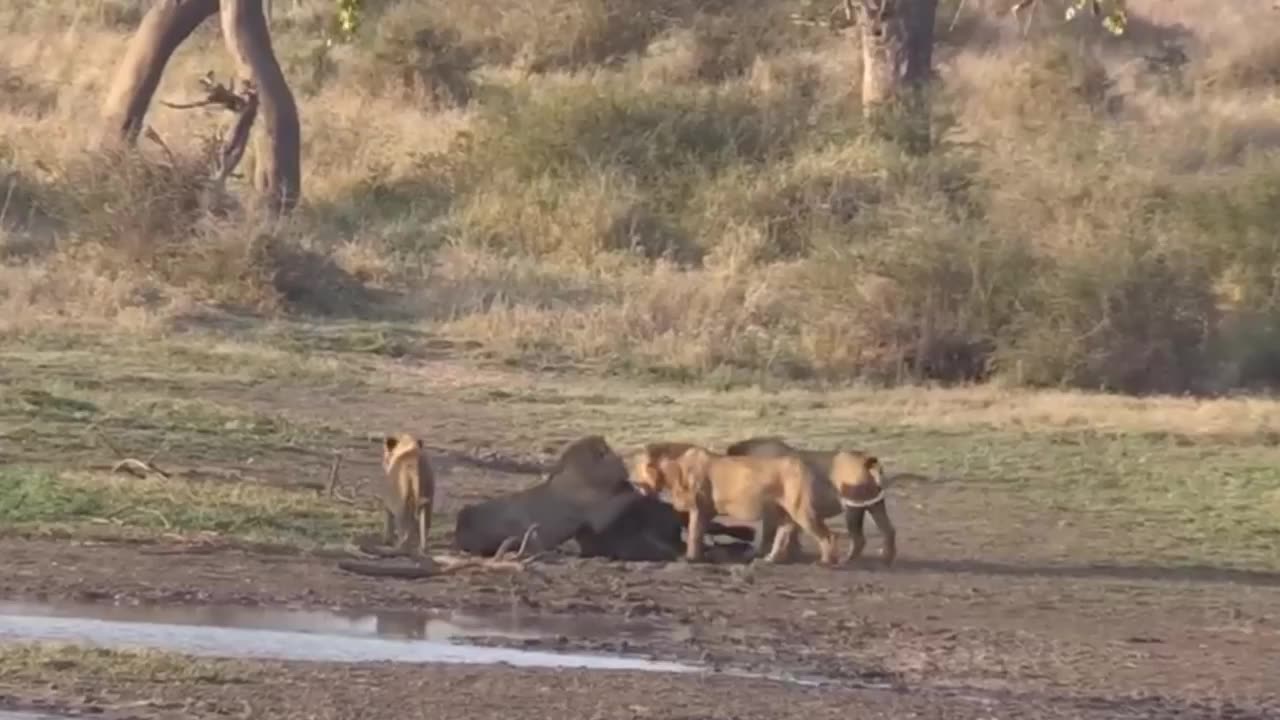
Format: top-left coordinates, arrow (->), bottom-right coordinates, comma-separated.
856,0 -> 938,149
220,0 -> 301,213
99,0 -> 220,145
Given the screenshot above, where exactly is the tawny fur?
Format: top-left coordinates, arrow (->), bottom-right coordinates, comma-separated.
629,443 -> 838,565
381,433 -> 436,556
724,437 -> 896,566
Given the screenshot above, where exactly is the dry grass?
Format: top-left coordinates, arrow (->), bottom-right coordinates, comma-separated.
3,0 -> 1280,394
0,643 -> 253,684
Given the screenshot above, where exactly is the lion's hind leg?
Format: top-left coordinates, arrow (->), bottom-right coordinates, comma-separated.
382,507 -> 398,547
392,492 -> 418,554
416,498 -> 433,556
842,507 -> 867,564
869,500 -> 896,567
789,504 -> 837,565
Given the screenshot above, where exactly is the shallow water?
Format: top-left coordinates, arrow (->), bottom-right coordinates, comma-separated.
0,600 -> 682,644
0,599 -> 869,688
0,599 -> 696,673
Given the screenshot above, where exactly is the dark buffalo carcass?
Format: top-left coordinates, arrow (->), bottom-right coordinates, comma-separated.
453,435 -> 753,562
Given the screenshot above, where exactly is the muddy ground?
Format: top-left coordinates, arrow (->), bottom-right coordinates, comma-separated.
3,339 -> 1280,718
2,522 -> 1279,718
0,657 -> 1250,720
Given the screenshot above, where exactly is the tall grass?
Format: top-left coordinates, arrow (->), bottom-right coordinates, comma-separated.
3,0 -> 1280,394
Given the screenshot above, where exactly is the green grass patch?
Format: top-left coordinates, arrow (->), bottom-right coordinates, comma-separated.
0,465 -> 383,547
869,428 -> 1280,568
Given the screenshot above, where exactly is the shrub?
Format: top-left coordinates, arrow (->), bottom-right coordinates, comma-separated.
997,234 -> 1218,394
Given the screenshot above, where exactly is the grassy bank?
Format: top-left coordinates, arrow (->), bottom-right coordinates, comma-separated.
2,1 -> 1280,393
2,331 -> 1278,569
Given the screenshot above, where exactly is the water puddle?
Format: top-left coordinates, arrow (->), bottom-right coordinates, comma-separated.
0,600 -> 682,645
0,599 -> 696,673
0,599 -> 878,690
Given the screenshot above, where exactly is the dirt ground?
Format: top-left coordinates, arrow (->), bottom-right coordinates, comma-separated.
3,337 -> 1280,719
1,656 -> 1252,720
2,525 -> 1278,719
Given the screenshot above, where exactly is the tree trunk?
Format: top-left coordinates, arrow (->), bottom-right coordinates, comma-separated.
857,0 -> 938,150
220,0 -> 301,214
99,0 -> 220,145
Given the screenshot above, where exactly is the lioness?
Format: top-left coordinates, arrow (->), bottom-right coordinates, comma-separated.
629,443 -> 838,565
725,436 -> 895,566
380,433 -> 436,556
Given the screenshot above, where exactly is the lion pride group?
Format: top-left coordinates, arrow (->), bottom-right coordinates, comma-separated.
378,433 -> 897,568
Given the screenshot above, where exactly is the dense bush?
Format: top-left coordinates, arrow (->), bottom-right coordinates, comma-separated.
4,0 -> 1280,394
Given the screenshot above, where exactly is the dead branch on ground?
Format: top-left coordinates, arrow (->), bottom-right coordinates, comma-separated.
89,426 -> 342,494
338,525 -> 548,579
92,459 -> 327,493
492,524 -> 542,562
326,452 -> 343,496
334,560 -> 439,579
93,426 -> 172,480
321,453 -> 361,505
110,458 -> 171,480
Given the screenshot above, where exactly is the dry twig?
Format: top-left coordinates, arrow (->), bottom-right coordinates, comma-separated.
93,426 -> 172,480
339,524 -> 547,579
109,458 -> 170,480
326,452 -> 343,497
161,71 -> 252,113
159,71 -> 259,185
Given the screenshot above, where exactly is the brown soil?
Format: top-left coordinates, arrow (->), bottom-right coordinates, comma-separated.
1,531 -> 1278,719
0,659 -> 1240,720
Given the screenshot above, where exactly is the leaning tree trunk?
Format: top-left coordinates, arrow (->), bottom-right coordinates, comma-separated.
99,0 -> 220,145
220,0 -> 301,214
856,0 -> 938,151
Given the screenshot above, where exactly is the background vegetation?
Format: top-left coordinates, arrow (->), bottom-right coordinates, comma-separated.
2,0 -> 1279,395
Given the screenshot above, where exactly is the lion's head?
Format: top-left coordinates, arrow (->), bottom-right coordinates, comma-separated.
382,432 -> 424,471
627,442 -> 701,499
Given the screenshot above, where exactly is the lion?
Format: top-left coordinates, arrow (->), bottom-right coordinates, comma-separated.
380,433 -> 437,556
725,436 -> 895,566
628,442 -> 838,565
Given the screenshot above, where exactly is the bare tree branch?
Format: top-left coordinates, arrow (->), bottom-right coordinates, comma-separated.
161,71 -> 252,113
216,82 -> 258,184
